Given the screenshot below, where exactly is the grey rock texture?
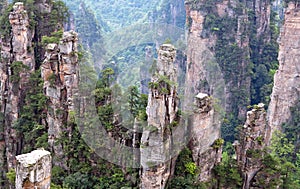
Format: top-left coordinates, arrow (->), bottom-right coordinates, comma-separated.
268,2 -> 300,132
0,2 -> 35,176
140,44 -> 178,189
41,30 -> 79,168
190,93 -> 222,181
235,103 -> 271,189
16,150 -> 51,189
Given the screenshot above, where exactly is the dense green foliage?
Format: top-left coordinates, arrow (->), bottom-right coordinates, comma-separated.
3,0 -> 300,188
0,3 -> 13,38
63,0 -> 185,32
47,66 -> 148,188
14,70 -> 48,153
249,10 -> 279,106
69,2 -> 103,48
213,151 -> 242,188
283,101 -> 300,161
256,131 -> 300,188
41,29 -> 64,45
166,148 -> 203,188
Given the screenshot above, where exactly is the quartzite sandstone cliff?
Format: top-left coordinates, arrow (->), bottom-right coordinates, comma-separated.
0,3 -> 35,183
0,2 -> 79,187
189,93 -> 222,182
41,30 -> 79,168
268,2 -> 300,132
235,103 -> 271,189
140,44 -> 179,189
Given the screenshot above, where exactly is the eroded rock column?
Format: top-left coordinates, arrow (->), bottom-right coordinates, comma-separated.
15,150 -> 51,189
41,31 -> 79,168
140,44 -> 178,189
235,103 -> 271,189
189,93 -> 222,182
0,2 -> 35,174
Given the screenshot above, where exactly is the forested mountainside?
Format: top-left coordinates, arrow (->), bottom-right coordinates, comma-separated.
62,0 -> 186,32
1,0 -> 300,188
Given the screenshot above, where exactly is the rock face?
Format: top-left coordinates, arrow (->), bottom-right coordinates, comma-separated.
0,2 -> 76,186
189,93 -> 222,181
268,2 -> 300,132
41,31 -> 79,168
184,0 -> 272,122
0,2 -> 35,180
235,103 -> 271,189
140,44 -> 179,189
184,0 -> 249,120
15,150 -> 51,189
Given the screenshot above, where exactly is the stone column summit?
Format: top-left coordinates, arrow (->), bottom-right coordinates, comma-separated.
15,149 -> 51,189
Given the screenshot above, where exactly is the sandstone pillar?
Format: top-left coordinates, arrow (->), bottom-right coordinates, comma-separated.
15,150 -> 51,189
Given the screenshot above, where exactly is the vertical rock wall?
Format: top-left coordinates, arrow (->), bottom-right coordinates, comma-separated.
140,44 -> 178,189
41,31 -> 79,168
15,150 -> 51,189
184,0 -> 251,119
268,2 -> 300,132
0,2 -> 35,180
183,0 -> 272,183
184,0 -> 272,120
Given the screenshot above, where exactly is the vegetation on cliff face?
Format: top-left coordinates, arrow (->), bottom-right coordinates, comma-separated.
193,0 -> 279,143
63,0 -> 185,32
1,0 -> 300,188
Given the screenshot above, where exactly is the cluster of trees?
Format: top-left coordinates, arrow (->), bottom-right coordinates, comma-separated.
2,0 -> 300,188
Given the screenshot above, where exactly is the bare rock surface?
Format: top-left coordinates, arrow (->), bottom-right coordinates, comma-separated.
0,2 -> 35,175
41,30 -> 79,168
190,93 -> 222,181
140,44 -> 178,189
16,150 -> 51,189
268,2 -> 300,132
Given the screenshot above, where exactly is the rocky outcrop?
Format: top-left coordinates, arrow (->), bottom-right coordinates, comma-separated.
268,2 -> 300,132
184,0 -> 245,122
184,0 -> 272,123
0,2 -> 35,181
234,103 -> 271,189
140,44 -> 179,189
41,31 -> 79,168
189,93 -> 222,181
15,149 -> 51,189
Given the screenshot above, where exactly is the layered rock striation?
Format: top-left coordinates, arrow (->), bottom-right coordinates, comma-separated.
41,31 -> 79,168
268,2 -> 300,132
184,0 -> 272,126
189,93 -> 222,181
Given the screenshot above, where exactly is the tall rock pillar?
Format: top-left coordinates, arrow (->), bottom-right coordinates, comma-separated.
140,44 -> 179,189
41,31 -> 79,168
189,93 -> 222,181
0,2 -> 35,177
235,103 -> 271,189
